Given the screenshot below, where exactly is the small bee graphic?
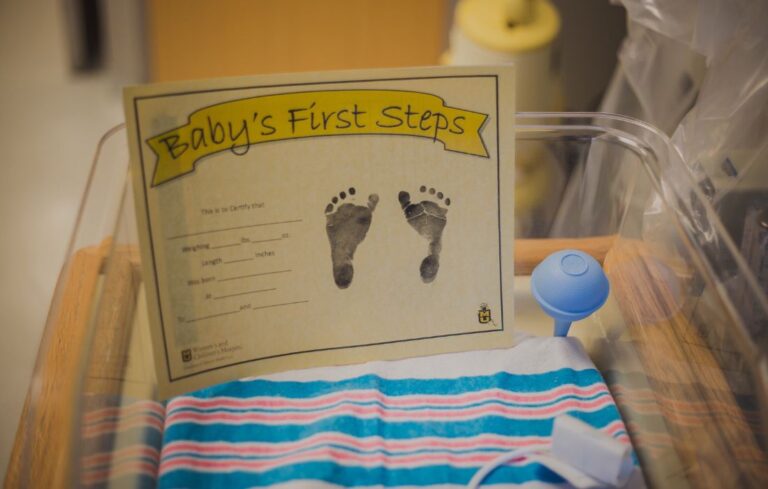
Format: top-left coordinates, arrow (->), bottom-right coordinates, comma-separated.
478,303 -> 492,324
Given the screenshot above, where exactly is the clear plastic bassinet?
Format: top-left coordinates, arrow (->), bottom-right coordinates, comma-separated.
8,113 -> 768,488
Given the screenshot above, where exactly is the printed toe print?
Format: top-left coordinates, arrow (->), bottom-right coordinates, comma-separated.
398,186 -> 451,283
325,187 -> 379,289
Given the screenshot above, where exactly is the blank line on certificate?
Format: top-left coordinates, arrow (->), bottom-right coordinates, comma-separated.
251,237 -> 283,244
218,269 -> 292,282
214,288 -> 277,300
223,257 -> 254,264
186,309 -> 241,323
167,219 -> 302,240
251,300 -> 309,311
211,242 -> 241,250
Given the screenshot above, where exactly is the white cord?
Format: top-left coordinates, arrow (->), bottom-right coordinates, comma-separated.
467,447 -> 543,489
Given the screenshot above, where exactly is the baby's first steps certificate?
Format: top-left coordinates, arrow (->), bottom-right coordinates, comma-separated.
124,66 -> 516,398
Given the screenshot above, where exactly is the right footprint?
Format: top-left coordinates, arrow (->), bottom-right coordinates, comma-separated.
398,186 -> 451,283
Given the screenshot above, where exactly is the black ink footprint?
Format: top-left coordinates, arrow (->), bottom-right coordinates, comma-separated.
325,188 -> 379,289
398,186 -> 451,283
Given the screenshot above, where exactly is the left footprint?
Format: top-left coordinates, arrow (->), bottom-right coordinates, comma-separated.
325,188 -> 379,289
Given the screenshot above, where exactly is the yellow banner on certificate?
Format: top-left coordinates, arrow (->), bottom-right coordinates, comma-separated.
146,90 -> 489,185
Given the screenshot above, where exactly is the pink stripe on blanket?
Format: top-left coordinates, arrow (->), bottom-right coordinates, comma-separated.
162,421 -> 628,459
82,446 -> 160,468
168,384 -> 609,412
165,397 -> 614,426
160,447 -> 526,474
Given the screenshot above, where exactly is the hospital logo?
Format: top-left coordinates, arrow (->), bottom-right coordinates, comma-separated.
478,303 -> 492,324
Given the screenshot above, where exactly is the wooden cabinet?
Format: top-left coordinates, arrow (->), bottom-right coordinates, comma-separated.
146,0 -> 449,81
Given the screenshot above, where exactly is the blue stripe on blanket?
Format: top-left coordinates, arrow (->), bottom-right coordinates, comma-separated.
183,368 -> 606,399
163,406 -> 622,444
160,461 -> 565,488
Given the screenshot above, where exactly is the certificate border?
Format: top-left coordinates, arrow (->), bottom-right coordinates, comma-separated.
133,74 -> 505,383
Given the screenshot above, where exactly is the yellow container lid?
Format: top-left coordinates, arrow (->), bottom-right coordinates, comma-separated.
456,0 -> 560,53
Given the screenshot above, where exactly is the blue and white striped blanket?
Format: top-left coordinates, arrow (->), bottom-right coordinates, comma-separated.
158,336 -> 632,488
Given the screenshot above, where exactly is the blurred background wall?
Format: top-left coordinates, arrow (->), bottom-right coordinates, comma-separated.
141,0 -> 624,110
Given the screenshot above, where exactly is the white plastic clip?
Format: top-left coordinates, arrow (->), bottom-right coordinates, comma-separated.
468,414 -> 634,488
550,415 -> 634,487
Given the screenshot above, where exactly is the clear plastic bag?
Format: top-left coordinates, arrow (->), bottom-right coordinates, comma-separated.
595,0 -> 768,337
604,0 -> 768,204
